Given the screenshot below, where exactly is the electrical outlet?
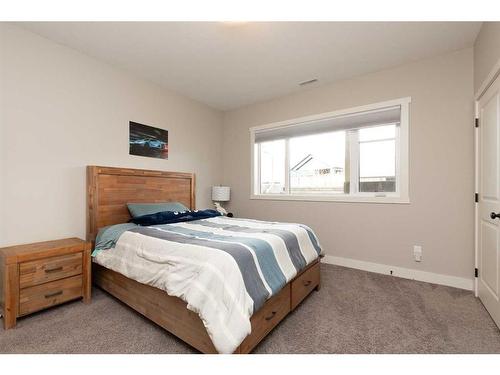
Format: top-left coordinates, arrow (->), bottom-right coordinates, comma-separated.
413,245 -> 422,262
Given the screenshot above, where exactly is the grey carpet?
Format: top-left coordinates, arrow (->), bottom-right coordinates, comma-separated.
1,264 -> 500,353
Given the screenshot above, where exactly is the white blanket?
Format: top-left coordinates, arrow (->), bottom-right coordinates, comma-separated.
94,231 -> 253,353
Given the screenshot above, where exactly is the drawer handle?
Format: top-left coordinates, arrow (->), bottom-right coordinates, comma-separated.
264,311 -> 277,321
44,290 -> 63,299
45,266 -> 63,273
303,280 -> 312,287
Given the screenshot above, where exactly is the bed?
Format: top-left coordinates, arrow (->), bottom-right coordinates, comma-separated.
87,165 -> 321,353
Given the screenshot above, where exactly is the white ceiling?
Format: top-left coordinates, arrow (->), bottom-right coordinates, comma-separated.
18,22 -> 482,111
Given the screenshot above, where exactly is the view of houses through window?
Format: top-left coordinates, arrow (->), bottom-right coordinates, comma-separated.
257,124 -> 397,196
289,131 -> 346,195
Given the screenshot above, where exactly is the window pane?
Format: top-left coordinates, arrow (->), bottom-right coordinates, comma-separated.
359,124 -> 396,142
358,124 -> 397,193
289,131 -> 346,195
359,139 -> 396,192
259,140 -> 286,194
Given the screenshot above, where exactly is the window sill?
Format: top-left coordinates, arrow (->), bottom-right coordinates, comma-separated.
250,194 -> 410,204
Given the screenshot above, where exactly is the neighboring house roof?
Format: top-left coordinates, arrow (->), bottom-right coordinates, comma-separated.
291,154 -> 343,173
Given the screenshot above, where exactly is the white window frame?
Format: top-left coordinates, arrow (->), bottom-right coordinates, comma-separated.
250,97 -> 411,204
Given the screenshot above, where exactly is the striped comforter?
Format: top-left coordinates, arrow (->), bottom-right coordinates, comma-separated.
93,216 -> 322,353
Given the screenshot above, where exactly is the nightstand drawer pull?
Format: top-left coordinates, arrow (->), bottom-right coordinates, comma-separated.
45,266 -> 63,273
303,280 -> 312,287
44,290 -> 63,299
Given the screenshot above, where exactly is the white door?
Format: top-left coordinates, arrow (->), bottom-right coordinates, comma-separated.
478,73 -> 500,328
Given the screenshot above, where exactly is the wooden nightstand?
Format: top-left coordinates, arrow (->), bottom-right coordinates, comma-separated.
0,238 -> 91,329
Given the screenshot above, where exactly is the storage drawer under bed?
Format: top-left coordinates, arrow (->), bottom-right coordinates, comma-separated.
291,260 -> 320,310
239,283 -> 291,353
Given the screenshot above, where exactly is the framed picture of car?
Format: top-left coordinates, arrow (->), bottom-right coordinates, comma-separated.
129,121 -> 169,160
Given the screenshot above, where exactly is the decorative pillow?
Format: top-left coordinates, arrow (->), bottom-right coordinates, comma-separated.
127,202 -> 189,218
130,209 -> 221,226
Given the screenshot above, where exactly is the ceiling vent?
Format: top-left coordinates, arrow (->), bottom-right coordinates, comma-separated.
299,78 -> 318,87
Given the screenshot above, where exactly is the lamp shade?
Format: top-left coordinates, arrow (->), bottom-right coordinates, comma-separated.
212,186 -> 230,201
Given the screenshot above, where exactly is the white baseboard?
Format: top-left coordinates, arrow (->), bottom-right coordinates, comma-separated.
322,255 -> 474,291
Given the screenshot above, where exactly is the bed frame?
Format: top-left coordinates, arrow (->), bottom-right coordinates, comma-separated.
87,165 -> 320,353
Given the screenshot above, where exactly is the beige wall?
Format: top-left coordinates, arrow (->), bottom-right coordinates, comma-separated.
474,22 -> 500,93
0,24 -> 223,246
0,24 -> 477,281
222,48 -> 474,280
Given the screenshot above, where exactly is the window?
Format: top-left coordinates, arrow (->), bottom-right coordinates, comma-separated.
259,139 -> 286,194
358,124 -> 396,193
289,131 -> 346,195
251,98 -> 410,203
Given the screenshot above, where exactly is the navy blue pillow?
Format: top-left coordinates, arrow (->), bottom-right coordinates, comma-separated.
131,209 -> 221,226
127,202 -> 189,218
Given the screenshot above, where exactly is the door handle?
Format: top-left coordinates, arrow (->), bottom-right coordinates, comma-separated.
490,212 -> 500,220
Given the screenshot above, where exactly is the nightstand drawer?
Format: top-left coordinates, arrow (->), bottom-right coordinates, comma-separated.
19,275 -> 83,316
19,252 -> 83,288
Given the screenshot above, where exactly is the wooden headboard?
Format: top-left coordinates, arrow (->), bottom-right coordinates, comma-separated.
86,166 -> 195,243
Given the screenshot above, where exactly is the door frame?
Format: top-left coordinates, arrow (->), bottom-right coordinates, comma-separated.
474,58 -> 500,297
